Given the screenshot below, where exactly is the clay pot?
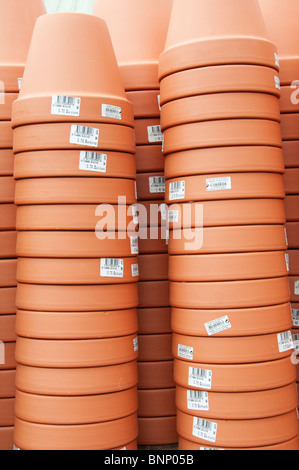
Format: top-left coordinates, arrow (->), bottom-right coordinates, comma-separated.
138,417 -> 177,446
138,308 -> 171,335
138,361 -> 175,390
138,254 -> 168,281
0,315 -> 16,342
289,277 -> 299,302
0,342 -> 16,371
138,389 -> 176,417
0,231 -> 17,258
138,281 -> 170,308
126,91 -> 160,118
134,118 -> 163,146
285,196 -> 299,221
12,13 -> 134,127
139,233 -> 168,254
0,205 -> 16,230
136,172 -> 165,200
0,150 -> 14,176
288,250 -> 299,275
159,0 -> 278,79
0,370 -> 16,398
0,94 -> 18,121
0,398 -> 15,426
0,177 -> 15,203
93,0 -> 173,90
0,288 -> 16,315
284,169 -> 299,195
282,141 -> 299,168
281,114 -> 299,140
138,200 -> 166,228
0,260 -> 17,287
279,86 -> 299,113
0,427 -> 14,451
138,334 -> 172,362
286,223 -> 299,248
0,122 -> 13,148
0,0 -> 46,93
179,436 -> 299,451
135,145 -> 165,174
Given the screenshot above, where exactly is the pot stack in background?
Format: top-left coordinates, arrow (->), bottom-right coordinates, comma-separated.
0,0 -> 46,451
159,0 -> 299,450
259,0 -> 299,407
11,12 -> 140,451
93,0 -> 178,447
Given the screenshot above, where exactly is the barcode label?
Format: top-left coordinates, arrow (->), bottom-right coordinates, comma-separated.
295,280 -> 299,295
274,52 -> 280,68
168,210 -> 179,223
160,203 -> 168,221
70,125 -> 99,147
189,367 -> 212,390
148,125 -> 164,143
102,104 -> 122,120
292,309 -> 299,327
178,344 -> 193,360
130,236 -> 139,255
293,334 -> 299,351
169,181 -> 185,201
100,258 -> 124,278
133,337 -> 139,352
51,95 -> 81,117
285,253 -> 290,272
187,390 -> 209,411
79,151 -> 107,173
131,264 -> 139,277
149,176 -> 166,194
200,448 -> 224,451
277,331 -> 294,353
205,316 -> 231,336
206,177 -> 232,192
193,418 -> 218,443
274,76 -> 281,90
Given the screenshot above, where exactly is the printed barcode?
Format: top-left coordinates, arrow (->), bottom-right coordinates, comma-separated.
148,125 -> 163,143
55,96 -> 77,105
81,152 -> 105,163
100,258 -> 124,278
70,125 -> 99,148
75,125 -> 94,135
194,419 -> 213,430
189,367 -> 212,390
191,368 -> 208,378
51,95 -> 81,117
169,181 -> 185,201
178,344 -> 193,360
292,309 -> 299,326
103,259 -> 122,267
149,176 -> 166,194
193,418 -> 218,443
102,104 -> 122,120
277,331 -> 294,353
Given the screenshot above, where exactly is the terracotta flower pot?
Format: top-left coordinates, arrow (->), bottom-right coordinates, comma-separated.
138,334 -> 172,362
138,389 -> 176,417
93,0 -> 173,90
284,169 -> 299,195
126,91 -> 160,118
12,13 -> 134,127
0,0 -> 46,93
0,94 -> 18,121
135,145 -> 165,174
0,205 -> 16,230
164,146 -> 285,179
138,254 -> 168,281
138,308 -> 171,335
0,122 -> 13,148
0,288 -> 16,315
288,250 -> 299,275
0,177 -> 15,203
0,150 -> 14,176
0,342 -> 16,371
134,118 -> 163,146
159,0 -> 278,80
0,315 -> 16,342
138,416 -> 177,446
139,233 -> 168,254
0,370 -> 15,399
0,260 -> 17,287
0,231 -> 17,258
138,281 -> 170,308
285,196 -> 299,221
0,427 -> 14,451
279,86 -> 299,113
282,141 -> 299,168
281,114 -> 299,140
138,361 -> 175,390
179,436 -> 299,451
0,398 -> 15,426
289,277 -> 299,303
136,172 -> 165,201
138,200 -> 166,228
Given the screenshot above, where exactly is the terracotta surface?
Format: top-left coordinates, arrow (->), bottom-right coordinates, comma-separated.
14,150 -> 136,179
138,361 -> 175,390
0,315 -> 16,342
138,308 -> 171,335
16,362 -> 138,396
0,94 -> 18,121
138,416 -> 177,446
179,436 -> 299,451
170,277 -> 290,309
14,413 -> 138,450
138,254 -> 168,281
138,389 -> 176,417
281,114 -> 299,140
0,231 -> 17,258
0,342 -> 16,371
136,172 -> 165,200
0,260 -> 17,287
0,149 -> 14,176
138,200 -> 166,228
285,196 -> 299,221
0,370 -> 16,398
0,427 -> 14,451
135,145 -> 164,174
160,65 -> 281,105
288,250 -> 299,275
172,303 -> 292,337
139,233 -> 168,254
284,169 -> 299,195
0,288 -> 16,315
282,141 -> 299,168
289,276 -> 299,302
93,0 -> 173,90
286,223 -> 299,248
138,281 -> 170,308
138,334 -> 173,362
0,177 -> 15,203
279,86 -> 299,113
126,91 -> 160,118
0,122 -> 13,148
134,118 -> 163,146
16,309 -> 138,340
165,146 -> 284,178
0,398 -> 15,426
15,177 -> 137,205
0,205 -> 16,230
16,283 -> 139,312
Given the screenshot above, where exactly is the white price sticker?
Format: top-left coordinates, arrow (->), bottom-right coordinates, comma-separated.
132,205 -> 139,225
147,125 -> 164,143
193,418 -> 218,443
178,344 -> 193,360
293,334 -> 299,351
130,237 -> 139,255
205,316 -> 232,336
70,125 -> 99,148
277,331 -> 294,353
168,210 -> 179,223
274,76 -> 281,90
51,95 -> 81,117
131,264 -> 139,277
102,104 -> 122,120
149,176 -> 166,194
18,78 -> 23,90
206,177 -> 232,192
133,337 -> 139,352
274,52 -> 280,68
292,309 -> 299,327
285,253 -> 290,272
295,280 -> 299,295
100,258 -> 124,278
189,367 -> 212,390
187,390 -> 209,411
169,181 -> 185,201
79,151 -> 107,173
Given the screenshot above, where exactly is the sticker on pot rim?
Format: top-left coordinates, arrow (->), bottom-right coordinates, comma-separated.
147,125 -> 163,143
79,151 -> 107,173
277,331 -> 294,353
100,258 -> 124,278
192,418 -> 218,443
157,95 -> 161,111
295,280 -> 299,295
200,448 -> 224,451
274,76 -> 281,90
188,367 -> 212,390
149,176 -> 166,194
70,125 -> 99,148
285,228 -> 289,247
206,177 -> 232,192
131,264 -> 139,277
293,334 -> 299,351
169,181 -> 185,201
274,52 -> 280,68
133,337 -> 138,352
18,78 -> 23,91
160,203 -> 168,221
292,309 -> 299,327
178,344 -> 193,360
132,205 -> 139,225
204,316 -> 232,336
130,236 -> 139,255
187,390 -> 209,411
285,253 -> 290,272
168,210 -> 179,223
102,104 -> 122,121
51,95 -> 81,117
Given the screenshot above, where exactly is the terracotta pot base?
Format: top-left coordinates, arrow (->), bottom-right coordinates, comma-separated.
285,196 -> 299,221
138,281 -> 170,308
135,145 -> 164,174
0,370 -> 16,398
0,93 -> 18,121
0,205 -> 16,230
0,426 -> 14,450
0,398 -> 15,426
138,416 -> 177,446
138,334 -> 173,362
281,114 -> 299,140
280,86 -> 299,113
139,234 -> 168,254
288,250 -> 299,275
0,66 -> 24,93
0,260 -> 17,287
138,388 -> 176,417
286,223 -> 299,248
0,288 -> 16,314
284,169 -> 299,194
178,436 -> 299,451
138,361 -> 175,390
138,308 -> 171,335
0,231 -> 17,258
0,177 -> 15,203
0,149 -> 14,176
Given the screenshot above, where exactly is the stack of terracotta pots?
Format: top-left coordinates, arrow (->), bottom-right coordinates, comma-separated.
11,13 -> 140,451
0,0 -> 46,451
259,0 -> 299,407
159,0 -> 299,450
93,0 -> 177,447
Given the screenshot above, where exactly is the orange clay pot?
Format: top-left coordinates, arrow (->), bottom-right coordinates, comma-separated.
14,413 -> 138,450
288,250 -> 299,275
14,150 -> 136,179
138,361 -> 175,390
0,342 -> 16,371
138,389 -> 176,417
139,232 -> 168,254
0,231 -> 17,258
179,436 -> 299,450
93,0 -> 173,90
15,388 -> 138,425
15,335 -> 138,368
0,122 -> 13,148
0,150 -> 14,176
138,281 -> 170,308
12,13 -> 134,127
16,309 -> 138,340
165,146 -> 284,179
176,410 -> 299,448
16,257 -> 139,285
134,118 -> 163,146
169,251 -> 288,282
13,122 -> 135,154
176,383 -> 298,420
0,288 -> 16,315
166,173 -> 285,204
0,315 -> 16,342
283,141 -> 299,168
126,90 -> 160,118
0,260 -> 17,287
168,225 -> 288,254
0,205 -> 16,230
159,65 -> 280,105
171,303 -> 292,337
161,93 -> 281,131
0,398 -> 15,426
16,204 -> 137,232
285,196 -> 299,221
0,370 -> 16,398
135,145 -> 164,174
14,178 -> 137,205
289,277 -> 299,302
0,177 -> 15,203
138,308 -> 171,335
138,334 -> 172,362
0,94 -> 18,121
16,283 -> 139,312
170,277 -> 290,309
281,114 -> 299,140
138,416 -> 177,446
138,254 -> 168,281
136,172 -> 165,200
163,120 -> 282,155
16,362 -> 138,396
284,169 -> 299,194
280,86 -> 299,113
286,223 -> 299,248
0,427 -> 14,451
137,200 -> 166,228
159,0 -> 278,80
174,357 -> 296,392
